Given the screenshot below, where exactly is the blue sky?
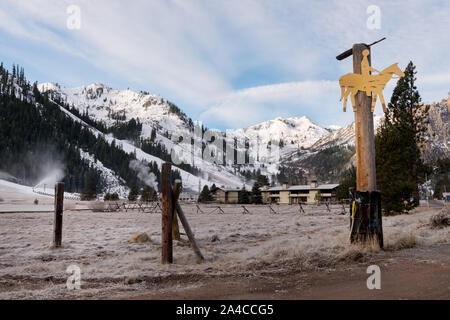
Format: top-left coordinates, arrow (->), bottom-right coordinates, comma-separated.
0,0 -> 449,130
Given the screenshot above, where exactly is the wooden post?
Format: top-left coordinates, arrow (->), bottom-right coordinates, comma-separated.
53,182 -> 64,248
175,202 -> 205,261
337,40 -> 387,247
350,44 -> 383,247
172,180 -> 182,241
161,163 -> 173,264
353,43 -> 377,191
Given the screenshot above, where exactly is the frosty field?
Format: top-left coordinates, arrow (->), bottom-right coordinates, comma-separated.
0,196 -> 448,299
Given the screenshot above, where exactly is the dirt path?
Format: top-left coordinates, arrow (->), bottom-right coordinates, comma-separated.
125,243 -> 450,300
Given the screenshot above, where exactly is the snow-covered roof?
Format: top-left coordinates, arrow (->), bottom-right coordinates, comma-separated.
315,184 -> 340,190
262,184 -> 339,192
265,186 -> 284,191
215,187 -> 241,192
288,185 -> 312,191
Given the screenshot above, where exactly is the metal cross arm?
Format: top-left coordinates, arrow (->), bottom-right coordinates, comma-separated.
336,37 -> 386,61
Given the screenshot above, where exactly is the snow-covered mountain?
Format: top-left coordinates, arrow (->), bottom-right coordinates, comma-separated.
231,116 -> 330,150
422,99 -> 450,163
311,114 -> 384,150
37,83 -> 335,188
37,83 -> 251,192
37,82 -> 189,138
37,82 -> 449,192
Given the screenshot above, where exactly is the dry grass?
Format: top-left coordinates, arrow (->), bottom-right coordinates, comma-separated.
385,233 -> 417,251
0,204 -> 448,299
86,201 -> 107,212
245,233 -> 383,272
430,206 -> 450,229
63,202 -> 76,210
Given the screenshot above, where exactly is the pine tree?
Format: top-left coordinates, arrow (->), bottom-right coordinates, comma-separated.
433,158 -> 450,199
81,176 -> 97,200
198,185 -> 213,203
140,186 -> 157,202
375,61 -> 429,214
251,181 -> 262,204
238,185 -> 250,204
128,186 -> 139,201
210,183 -> 218,193
256,174 -> 269,186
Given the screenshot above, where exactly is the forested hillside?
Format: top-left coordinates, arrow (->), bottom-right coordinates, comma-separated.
0,63 -> 162,194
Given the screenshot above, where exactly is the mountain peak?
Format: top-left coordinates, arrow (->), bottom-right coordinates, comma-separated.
37,82 -> 60,92
232,114 -> 329,149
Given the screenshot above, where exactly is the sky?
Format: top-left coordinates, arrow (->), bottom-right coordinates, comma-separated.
0,0 -> 449,130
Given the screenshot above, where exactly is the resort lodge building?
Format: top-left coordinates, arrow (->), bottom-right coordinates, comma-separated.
212,181 -> 339,204
261,181 -> 339,204
212,187 -> 241,204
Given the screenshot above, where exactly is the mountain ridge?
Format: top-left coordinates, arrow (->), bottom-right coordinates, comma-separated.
37,81 -> 449,188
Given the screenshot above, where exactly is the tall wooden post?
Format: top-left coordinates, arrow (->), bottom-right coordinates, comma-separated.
337,42 -> 384,248
53,182 -> 64,248
161,163 -> 173,264
353,44 -> 377,191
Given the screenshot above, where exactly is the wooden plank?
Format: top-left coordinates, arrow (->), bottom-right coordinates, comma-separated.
161,163 -> 173,264
53,182 -> 64,248
172,180 -> 182,241
175,202 -> 205,261
353,43 -> 377,191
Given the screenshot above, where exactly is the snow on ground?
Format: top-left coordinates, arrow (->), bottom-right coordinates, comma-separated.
0,202 -> 447,299
0,179 -> 85,212
0,179 -> 54,212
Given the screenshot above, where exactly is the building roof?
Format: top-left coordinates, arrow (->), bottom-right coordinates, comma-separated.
261,183 -> 339,192
215,187 -> 241,192
288,185 -> 312,191
265,186 -> 283,191
315,184 -> 340,190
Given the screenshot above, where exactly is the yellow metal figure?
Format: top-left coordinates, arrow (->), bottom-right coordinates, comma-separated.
339,51 -> 404,113
361,49 -> 379,95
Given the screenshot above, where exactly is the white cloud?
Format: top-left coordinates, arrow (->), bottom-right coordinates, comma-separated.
200,80 -> 356,129
0,0 -> 448,129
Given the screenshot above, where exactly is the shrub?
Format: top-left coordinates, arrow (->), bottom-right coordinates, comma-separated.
110,193 -> 119,200
430,206 -> 450,229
